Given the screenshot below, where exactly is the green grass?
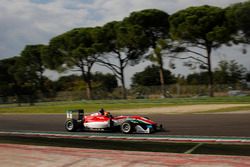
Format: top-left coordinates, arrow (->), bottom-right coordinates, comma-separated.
0,96 -> 250,114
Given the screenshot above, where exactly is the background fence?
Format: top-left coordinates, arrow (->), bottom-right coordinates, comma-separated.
1,83 -> 250,105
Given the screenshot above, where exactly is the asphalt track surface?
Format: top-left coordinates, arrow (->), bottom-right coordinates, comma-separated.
1,113 -> 250,137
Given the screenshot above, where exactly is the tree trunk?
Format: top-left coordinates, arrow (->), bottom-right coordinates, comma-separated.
16,95 -> 21,107
86,80 -> 93,100
118,53 -> 127,99
81,69 -> 93,100
28,95 -> 35,106
159,65 -> 166,98
206,45 -> 214,97
120,71 -> 127,99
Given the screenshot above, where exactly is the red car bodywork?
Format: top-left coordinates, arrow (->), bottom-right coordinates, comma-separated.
65,109 -> 161,133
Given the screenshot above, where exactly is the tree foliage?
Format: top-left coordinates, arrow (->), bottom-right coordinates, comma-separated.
124,9 -> 169,48
226,0 -> 250,43
0,57 -> 18,97
54,73 -> 118,92
186,60 -> 246,86
15,45 -> 47,92
169,5 -> 232,96
131,65 -> 176,87
246,73 -> 250,82
9,45 -> 49,104
214,60 -> 246,85
92,72 -> 118,92
43,27 -> 105,99
170,5 -> 230,44
98,20 -> 149,99
186,72 -> 209,85
53,75 -> 83,91
125,9 -> 170,97
0,51 -> 54,104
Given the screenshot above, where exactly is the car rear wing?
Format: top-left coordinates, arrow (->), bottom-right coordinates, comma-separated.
66,109 -> 84,120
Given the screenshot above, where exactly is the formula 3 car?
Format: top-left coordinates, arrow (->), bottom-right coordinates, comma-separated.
64,109 -> 162,134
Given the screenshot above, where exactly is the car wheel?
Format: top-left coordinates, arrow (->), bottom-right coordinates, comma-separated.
121,121 -> 134,134
65,119 -> 77,132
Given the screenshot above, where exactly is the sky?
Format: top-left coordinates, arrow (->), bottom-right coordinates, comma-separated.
0,0 -> 249,86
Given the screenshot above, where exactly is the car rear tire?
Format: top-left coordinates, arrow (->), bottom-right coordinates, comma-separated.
65,119 -> 77,132
121,121 -> 134,134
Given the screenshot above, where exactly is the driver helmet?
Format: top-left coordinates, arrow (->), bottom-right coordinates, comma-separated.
99,108 -> 105,115
104,111 -> 111,117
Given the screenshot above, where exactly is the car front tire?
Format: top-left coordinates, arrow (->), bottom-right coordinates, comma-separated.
121,121 -> 134,134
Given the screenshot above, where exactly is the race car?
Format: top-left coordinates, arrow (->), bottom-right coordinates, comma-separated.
64,109 -> 162,134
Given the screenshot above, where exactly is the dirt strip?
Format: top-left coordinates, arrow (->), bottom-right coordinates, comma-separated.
0,143 -> 250,167
110,104 -> 250,114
